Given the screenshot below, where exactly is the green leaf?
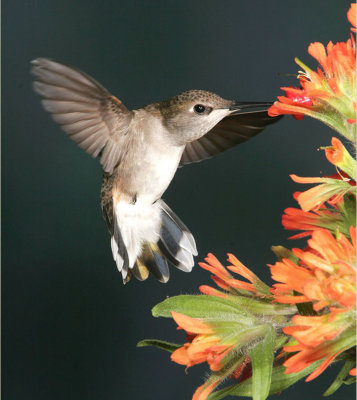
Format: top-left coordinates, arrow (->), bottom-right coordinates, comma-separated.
248,325 -> 275,400
224,293 -> 296,316
341,193 -> 356,229
323,359 -> 355,396
208,361 -> 322,400
342,377 -> 356,385
136,339 -> 181,353
152,295 -> 257,324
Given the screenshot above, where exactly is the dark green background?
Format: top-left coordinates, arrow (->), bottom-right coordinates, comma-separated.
3,1 -> 354,399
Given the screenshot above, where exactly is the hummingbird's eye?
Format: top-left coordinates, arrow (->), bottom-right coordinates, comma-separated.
193,104 -> 206,114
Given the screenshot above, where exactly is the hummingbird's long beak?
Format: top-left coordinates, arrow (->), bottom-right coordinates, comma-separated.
229,101 -> 273,114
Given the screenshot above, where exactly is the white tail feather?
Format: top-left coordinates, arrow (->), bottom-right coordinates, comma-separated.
113,199 -> 162,270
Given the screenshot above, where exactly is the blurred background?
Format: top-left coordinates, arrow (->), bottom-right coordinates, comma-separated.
2,1 -> 354,399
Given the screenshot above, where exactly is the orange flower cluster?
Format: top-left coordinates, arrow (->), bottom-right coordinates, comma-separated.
270,227 -> 356,380
170,311 -> 232,400
169,253 -> 275,400
271,227 -> 356,310
282,136 -> 356,243
268,3 -> 356,141
171,311 -> 232,372
282,203 -> 346,239
274,99 -> 356,382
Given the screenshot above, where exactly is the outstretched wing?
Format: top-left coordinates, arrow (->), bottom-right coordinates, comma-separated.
180,111 -> 281,165
31,58 -> 133,174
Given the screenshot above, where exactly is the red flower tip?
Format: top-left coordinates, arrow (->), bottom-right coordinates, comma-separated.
283,86 -> 313,106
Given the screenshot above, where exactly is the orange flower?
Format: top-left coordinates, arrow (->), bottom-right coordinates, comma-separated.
282,205 -> 347,239
170,311 -> 229,371
289,173 -> 355,212
199,253 -> 271,297
283,328 -> 355,381
169,310 -> 251,400
347,3 -> 356,32
167,254 -> 293,400
325,137 -> 346,165
270,227 -> 356,381
192,381 -> 220,400
324,137 -> 356,180
268,9 -> 356,141
271,227 -> 356,309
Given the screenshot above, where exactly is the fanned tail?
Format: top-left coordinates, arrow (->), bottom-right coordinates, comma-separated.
156,200 -> 197,273
104,196 -> 197,283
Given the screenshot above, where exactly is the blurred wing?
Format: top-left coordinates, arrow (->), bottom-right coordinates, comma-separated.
31,58 -> 133,174
180,111 -> 281,165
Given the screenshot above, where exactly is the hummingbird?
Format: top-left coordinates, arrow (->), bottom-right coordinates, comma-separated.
31,58 -> 281,284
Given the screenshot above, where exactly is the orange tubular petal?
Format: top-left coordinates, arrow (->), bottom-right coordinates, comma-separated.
349,368 -> 357,376
273,294 -> 310,304
267,102 -> 308,117
308,42 -> 328,72
199,253 -> 232,281
211,275 -> 231,290
270,258 -> 314,292
287,324 -> 343,348
325,137 -> 345,165
302,280 -> 326,303
171,312 -> 213,334
294,249 -> 334,274
226,253 -> 259,284
308,229 -> 346,264
288,231 -> 313,240
206,253 -> 231,275
305,350 -> 344,382
188,337 -> 221,359
283,343 -> 304,353
207,347 -> 232,371
193,380 -> 220,400
171,346 -> 192,366
347,3 -> 356,32
295,185 -> 337,212
290,174 -> 326,184
282,207 -> 324,233
291,314 -> 327,327
313,300 -> 330,311
226,279 -> 256,293
199,285 -> 226,298
338,232 -> 356,262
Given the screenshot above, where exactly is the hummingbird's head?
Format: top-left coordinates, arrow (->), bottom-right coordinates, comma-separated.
158,90 -> 236,144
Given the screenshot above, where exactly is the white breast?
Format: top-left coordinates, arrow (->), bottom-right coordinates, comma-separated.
120,110 -> 185,203
138,143 -> 183,202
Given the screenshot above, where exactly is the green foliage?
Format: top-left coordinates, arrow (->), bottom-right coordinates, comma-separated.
323,359 -> 356,396
208,361 -> 323,400
248,326 -> 276,400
